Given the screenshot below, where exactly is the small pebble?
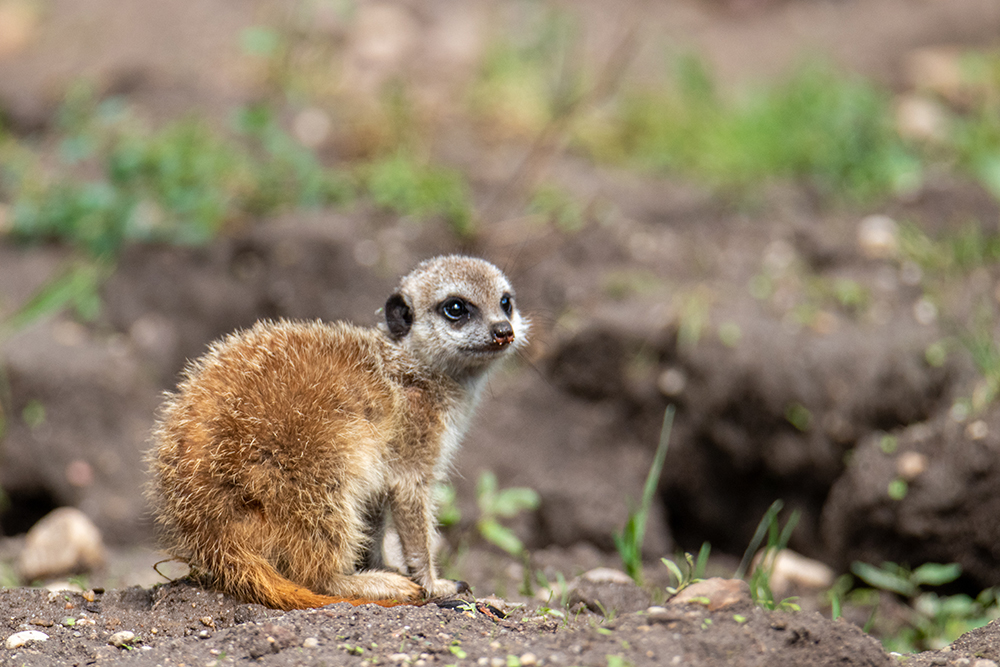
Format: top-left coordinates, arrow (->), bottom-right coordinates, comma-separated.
760,550 -> 834,597
5,631 -> 49,649
966,420 -> 989,441
303,637 -> 319,649
108,630 -> 137,648
669,578 -> 752,611
913,298 -> 937,325
897,452 -> 928,481
520,652 -> 538,666
389,653 -> 410,662
582,567 -> 632,585
857,215 -> 899,259
657,368 -> 687,397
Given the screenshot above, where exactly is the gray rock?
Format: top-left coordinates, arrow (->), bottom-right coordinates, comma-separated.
5,630 -> 49,649
108,630 -> 137,648
17,507 -> 105,581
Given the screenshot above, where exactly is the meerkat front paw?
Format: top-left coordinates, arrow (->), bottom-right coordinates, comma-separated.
422,578 -> 470,599
345,571 -> 424,602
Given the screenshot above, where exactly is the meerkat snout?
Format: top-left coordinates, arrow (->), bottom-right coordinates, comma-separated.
491,321 -> 515,347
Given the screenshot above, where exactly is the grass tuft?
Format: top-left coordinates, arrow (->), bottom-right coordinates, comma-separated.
614,405 -> 675,584
581,59 -> 920,201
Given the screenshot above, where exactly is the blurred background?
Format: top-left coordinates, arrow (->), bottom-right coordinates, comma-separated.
1,0 -> 1000,652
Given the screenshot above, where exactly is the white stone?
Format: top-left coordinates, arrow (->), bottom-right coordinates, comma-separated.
913,298 -> 937,325
897,452 -> 929,481
764,550 -> 835,597
895,94 -> 950,143
108,630 -> 137,648
857,215 -> 899,259
657,368 -> 687,397
951,402 -> 970,423
18,507 -> 105,581
292,108 -> 332,149
44,580 -> 86,593
966,420 -> 989,441
581,567 -> 633,585
763,240 -> 796,274
5,630 -> 48,649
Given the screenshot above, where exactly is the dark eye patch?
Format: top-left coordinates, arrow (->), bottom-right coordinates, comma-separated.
500,293 -> 513,317
439,297 -> 470,322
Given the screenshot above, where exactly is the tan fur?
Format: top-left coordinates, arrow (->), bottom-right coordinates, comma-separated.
147,256 -> 527,610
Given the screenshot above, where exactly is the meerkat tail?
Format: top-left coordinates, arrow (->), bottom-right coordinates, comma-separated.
216,553 -> 410,611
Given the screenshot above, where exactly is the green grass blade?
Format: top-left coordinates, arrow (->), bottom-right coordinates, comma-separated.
616,405 -> 675,583
694,542 -> 711,580
851,561 -> 917,597
735,499 -> 784,580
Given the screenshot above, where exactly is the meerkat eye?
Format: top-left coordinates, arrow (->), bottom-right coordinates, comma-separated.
440,297 -> 470,322
500,293 -> 513,317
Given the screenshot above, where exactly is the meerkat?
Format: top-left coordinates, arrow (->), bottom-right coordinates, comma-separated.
147,255 -> 528,611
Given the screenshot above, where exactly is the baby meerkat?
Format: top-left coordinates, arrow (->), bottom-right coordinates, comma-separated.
148,255 -> 527,610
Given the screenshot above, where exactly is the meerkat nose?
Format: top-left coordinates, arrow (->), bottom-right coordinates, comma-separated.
490,321 -> 515,347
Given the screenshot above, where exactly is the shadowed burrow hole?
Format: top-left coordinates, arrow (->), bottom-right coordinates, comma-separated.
0,487 -> 59,536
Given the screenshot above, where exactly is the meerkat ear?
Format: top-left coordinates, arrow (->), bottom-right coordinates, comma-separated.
384,293 -> 413,339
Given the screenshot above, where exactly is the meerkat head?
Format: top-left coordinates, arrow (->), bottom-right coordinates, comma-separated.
382,255 -> 528,381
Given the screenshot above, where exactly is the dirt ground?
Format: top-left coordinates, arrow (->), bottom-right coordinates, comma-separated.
4,0 -> 1000,665
0,578 -> 897,667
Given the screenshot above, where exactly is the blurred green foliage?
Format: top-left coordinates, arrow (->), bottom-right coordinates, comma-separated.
2,92 -> 352,259
475,470 -> 541,557
579,59 -> 920,201
361,152 -> 475,237
0,89 -> 476,261
846,561 -> 1000,653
